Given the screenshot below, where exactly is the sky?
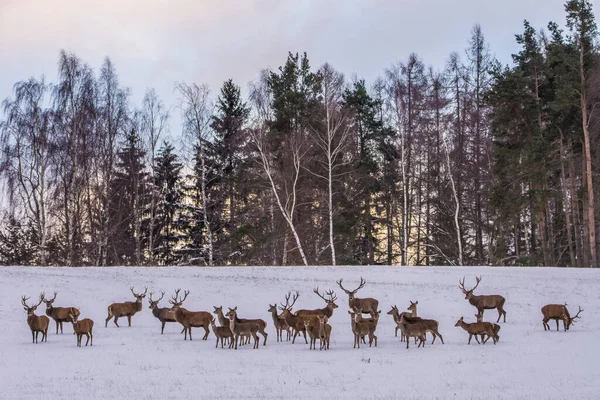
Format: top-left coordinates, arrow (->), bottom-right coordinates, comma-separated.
0,0 -> 597,139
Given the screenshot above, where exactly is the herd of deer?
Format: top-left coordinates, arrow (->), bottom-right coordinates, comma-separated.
21,275 -> 583,349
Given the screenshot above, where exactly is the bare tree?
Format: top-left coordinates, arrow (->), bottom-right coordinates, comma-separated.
0,77 -> 54,265
308,63 -> 352,265
140,89 -> 169,264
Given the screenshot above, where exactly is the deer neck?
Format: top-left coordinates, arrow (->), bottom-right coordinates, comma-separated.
151,307 -> 160,318
457,320 -> 469,331
45,305 -> 53,316
217,310 -> 228,325
410,306 -> 417,317
468,295 -> 481,307
228,317 -> 237,333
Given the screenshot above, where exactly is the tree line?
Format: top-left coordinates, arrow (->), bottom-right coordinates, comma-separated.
1,0 -> 598,267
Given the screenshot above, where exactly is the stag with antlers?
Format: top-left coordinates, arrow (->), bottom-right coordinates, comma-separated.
279,291 -> 310,344
336,278 -> 379,315
294,288 -> 338,318
22,295 -> 49,343
105,287 -> 147,328
41,292 -> 80,334
148,291 -> 180,334
169,289 -> 213,341
459,276 -> 507,323
541,303 -> 583,331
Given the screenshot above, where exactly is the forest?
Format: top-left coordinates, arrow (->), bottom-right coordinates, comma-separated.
0,0 -> 598,267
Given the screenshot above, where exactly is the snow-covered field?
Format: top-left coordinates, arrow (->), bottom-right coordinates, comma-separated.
1,266 -> 599,400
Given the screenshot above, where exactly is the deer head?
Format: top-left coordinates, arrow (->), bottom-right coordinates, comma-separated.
459,276 -> 481,300
567,306 -> 583,329
314,288 -> 338,309
41,292 -> 57,309
168,289 -> 189,309
336,278 -> 366,301
22,294 -> 43,316
267,304 -> 278,313
148,291 -> 165,309
131,287 -> 148,302
226,307 -> 238,320
387,305 -> 399,315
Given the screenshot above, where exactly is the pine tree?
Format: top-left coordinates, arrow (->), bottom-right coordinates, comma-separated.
107,128 -> 148,265
148,142 -> 183,265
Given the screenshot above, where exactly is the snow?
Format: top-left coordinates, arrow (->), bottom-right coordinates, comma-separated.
1,266 -> 599,400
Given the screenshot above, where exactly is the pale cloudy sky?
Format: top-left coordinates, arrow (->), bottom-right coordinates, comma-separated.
0,0 -> 595,134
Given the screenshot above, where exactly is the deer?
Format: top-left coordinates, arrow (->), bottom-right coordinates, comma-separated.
268,303 -> 291,342
148,291 -> 180,334
454,317 -> 498,344
69,313 -> 94,347
22,295 -> 49,343
317,315 -> 331,351
399,314 -> 427,349
541,303 -> 583,331
278,291 -> 309,344
41,292 -> 80,334
303,319 -> 320,350
226,307 -> 260,349
387,304 -> 416,341
459,276 -> 507,323
336,277 -> 379,315
348,310 -> 379,348
210,319 -> 234,348
105,286 -> 147,327
401,301 -> 444,344
294,288 -> 338,318
474,313 -> 501,342
227,307 -> 268,346
169,289 -> 213,341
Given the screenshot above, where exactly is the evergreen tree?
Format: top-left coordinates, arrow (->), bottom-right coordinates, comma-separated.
148,142 -> 183,265
107,128 -> 148,265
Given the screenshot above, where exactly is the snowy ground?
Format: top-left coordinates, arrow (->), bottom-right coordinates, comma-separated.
1,266 -> 599,400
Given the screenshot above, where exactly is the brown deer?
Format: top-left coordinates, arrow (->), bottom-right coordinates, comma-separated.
459,276 -> 507,323
268,303 -> 291,342
226,307 -> 259,349
294,288 -> 338,318
337,278 -> 379,315
278,291 -> 309,344
41,292 -> 80,334
387,304 -> 416,341
169,290 -> 213,341
227,307 -> 268,346
454,317 -> 498,344
69,313 -> 94,347
22,295 -> 49,343
317,315 -> 331,351
541,303 -> 583,331
105,287 -> 147,327
399,314 -> 427,349
303,319 -> 320,350
402,301 -> 444,344
474,314 -> 501,342
148,291 -> 180,334
348,310 -> 379,348
210,319 -> 234,348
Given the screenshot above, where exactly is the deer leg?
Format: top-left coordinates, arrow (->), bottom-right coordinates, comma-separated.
474,335 -> 481,344
60,321 -> 64,334
374,334 -> 378,347
189,327 -> 193,341
406,335 -> 409,349
395,325 -> 398,337
90,331 -> 93,346
105,314 -> 111,328
202,325 -> 210,340
260,328 -> 268,346
56,321 -> 59,335
437,332 -> 444,344
127,316 -> 132,327
302,328 -> 307,344
113,316 -> 120,327
468,334 -> 472,344
85,333 -> 90,346
161,321 -> 166,334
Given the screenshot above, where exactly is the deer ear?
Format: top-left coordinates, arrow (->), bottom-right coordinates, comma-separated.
23,307 -> 27,311
415,301 -> 418,305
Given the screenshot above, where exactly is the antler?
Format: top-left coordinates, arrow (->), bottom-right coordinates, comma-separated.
325,289 -> 337,303
336,279 -> 348,293
169,289 -> 183,306
149,291 -> 165,302
180,290 -> 189,304
131,286 -> 148,297
473,276 -> 482,291
459,277 -> 467,293
21,295 -> 30,308
34,293 -> 44,308
572,306 -> 583,320
314,287 -> 330,302
279,291 -> 299,310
